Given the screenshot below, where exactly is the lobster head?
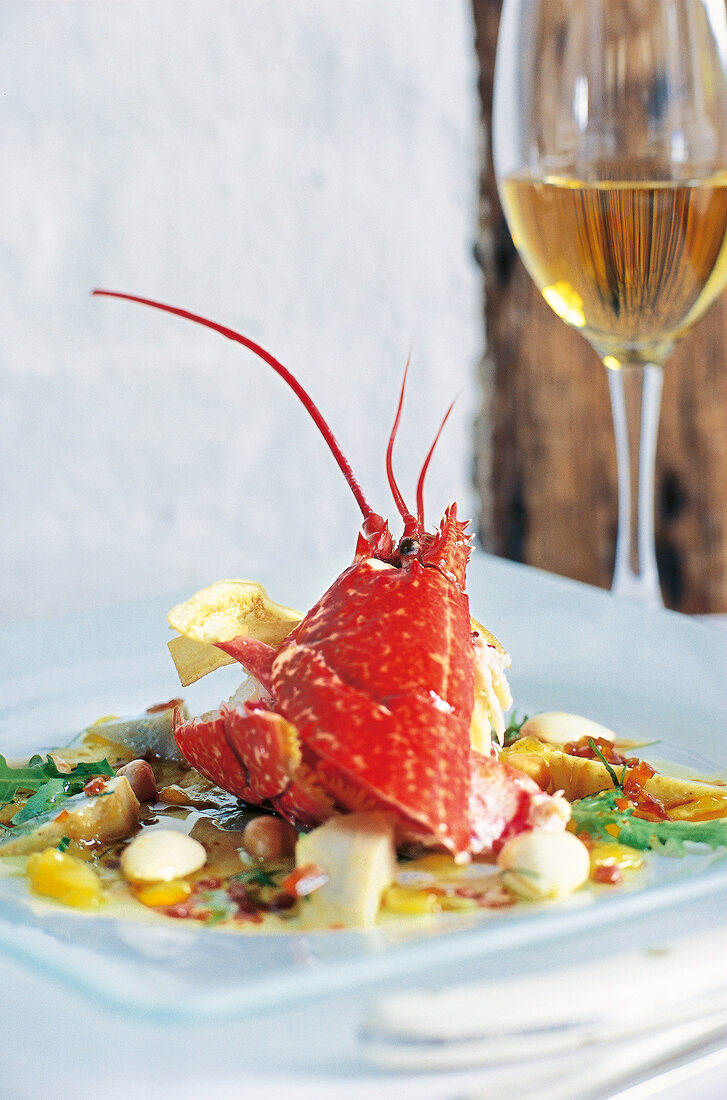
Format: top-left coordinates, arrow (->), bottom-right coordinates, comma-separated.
356,361 -> 472,590
359,505 -> 472,592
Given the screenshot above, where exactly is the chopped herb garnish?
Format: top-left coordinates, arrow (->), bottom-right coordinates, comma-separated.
588,738 -> 625,789
199,888 -> 236,925
57,836 -> 71,852
503,712 -> 529,746
231,868 -> 278,888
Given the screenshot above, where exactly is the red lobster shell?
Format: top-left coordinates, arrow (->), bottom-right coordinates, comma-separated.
95,290 -> 568,858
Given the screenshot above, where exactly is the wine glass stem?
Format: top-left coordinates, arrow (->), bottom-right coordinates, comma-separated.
606,362 -> 664,608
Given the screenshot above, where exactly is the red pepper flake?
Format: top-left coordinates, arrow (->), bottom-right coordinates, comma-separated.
619,760 -> 668,820
194,877 -> 222,892
164,903 -> 194,919
280,863 -> 329,898
622,759 -> 656,792
84,776 -> 107,796
228,883 -> 260,910
563,736 -> 638,766
270,892 -> 296,912
55,809 -> 70,823
146,698 -> 184,714
452,886 -> 479,899
235,909 -> 264,924
615,797 -> 630,811
593,864 -> 623,886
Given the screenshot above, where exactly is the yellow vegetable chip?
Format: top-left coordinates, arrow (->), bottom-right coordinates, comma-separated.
167,580 -> 302,685
167,635 -> 237,687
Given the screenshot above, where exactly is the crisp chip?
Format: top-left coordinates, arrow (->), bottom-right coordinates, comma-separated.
168,580 -> 302,645
167,580 -> 302,684
167,635 -> 237,687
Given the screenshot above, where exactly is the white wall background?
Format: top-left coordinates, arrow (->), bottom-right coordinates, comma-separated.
2,0 -> 482,624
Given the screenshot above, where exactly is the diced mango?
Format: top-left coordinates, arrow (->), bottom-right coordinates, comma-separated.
398,853 -> 462,878
383,884 -> 440,916
589,841 -> 644,875
667,794 -> 727,822
133,879 -> 192,907
26,848 -> 104,909
439,893 -> 479,912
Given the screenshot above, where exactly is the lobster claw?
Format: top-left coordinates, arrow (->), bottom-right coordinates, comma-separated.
273,644 -> 472,853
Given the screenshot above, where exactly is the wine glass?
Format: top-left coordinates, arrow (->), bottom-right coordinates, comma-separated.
492,0 -> 727,607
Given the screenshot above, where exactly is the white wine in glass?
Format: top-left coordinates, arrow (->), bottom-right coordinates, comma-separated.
493,0 -> 727,607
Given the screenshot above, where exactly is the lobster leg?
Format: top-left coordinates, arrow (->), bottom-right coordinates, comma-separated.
174,703 -> 337,826
273,759 -> 336,826
225,705 -> 300,799
173,709 -> 254,799
173,704 -> 300,805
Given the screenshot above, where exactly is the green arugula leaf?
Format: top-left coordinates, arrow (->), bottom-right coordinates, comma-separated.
11,779 -> 69,825
0,755 -> 115,826
0,755 -> 51,804
44,758 -> 115,782
571,789 -> 727,852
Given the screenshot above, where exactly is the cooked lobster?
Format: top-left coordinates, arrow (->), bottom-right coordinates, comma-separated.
94,290 -> 568,857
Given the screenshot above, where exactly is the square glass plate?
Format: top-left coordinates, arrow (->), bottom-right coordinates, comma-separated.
1,552 -> 726,1022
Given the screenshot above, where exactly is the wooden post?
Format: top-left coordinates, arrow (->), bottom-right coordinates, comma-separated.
472,0 -> 727,613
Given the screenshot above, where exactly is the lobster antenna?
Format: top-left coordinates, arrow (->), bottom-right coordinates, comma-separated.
385,359 -> 417,527
93,290 -> 375,521
415,397 -> 457,527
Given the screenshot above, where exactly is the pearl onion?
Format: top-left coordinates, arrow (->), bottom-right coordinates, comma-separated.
121,829 -> 207,884
497,830 -> 590,900
520,711 -> 616,747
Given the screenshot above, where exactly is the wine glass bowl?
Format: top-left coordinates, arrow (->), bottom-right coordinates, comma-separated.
493,0 -> 727,606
